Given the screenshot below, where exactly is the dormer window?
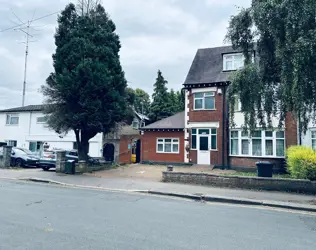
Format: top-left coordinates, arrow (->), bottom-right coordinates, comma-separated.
223,53 -> 244,71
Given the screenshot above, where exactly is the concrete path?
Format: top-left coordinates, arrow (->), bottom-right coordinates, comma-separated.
1,168 -> 315,210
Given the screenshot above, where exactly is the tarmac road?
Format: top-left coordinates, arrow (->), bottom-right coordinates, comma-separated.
0,179 -> 315,250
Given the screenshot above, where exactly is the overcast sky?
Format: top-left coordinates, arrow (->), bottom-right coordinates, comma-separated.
0,0 -> 251,109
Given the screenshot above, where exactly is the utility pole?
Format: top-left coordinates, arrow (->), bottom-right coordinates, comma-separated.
21,21 -> 31,107
1,10 -> 59,107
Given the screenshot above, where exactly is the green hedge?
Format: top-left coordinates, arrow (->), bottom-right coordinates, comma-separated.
287,146 -> 316,181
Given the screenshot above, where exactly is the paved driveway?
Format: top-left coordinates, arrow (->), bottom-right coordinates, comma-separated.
87,164 -> 236,181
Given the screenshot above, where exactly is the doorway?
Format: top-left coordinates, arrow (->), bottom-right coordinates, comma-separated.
197,135 -> 210,165
103,143 -> 115,162
136,139 -> 141,163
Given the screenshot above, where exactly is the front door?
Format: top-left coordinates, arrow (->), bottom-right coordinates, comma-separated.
197,136 -> 210,165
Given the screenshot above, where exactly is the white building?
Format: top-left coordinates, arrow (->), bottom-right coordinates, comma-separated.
0,105 -> 103,157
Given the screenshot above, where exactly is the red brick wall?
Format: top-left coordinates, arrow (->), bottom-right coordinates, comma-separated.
119,135 -> 140,164
188,90 -> 223,123
230,157 -> 282,167
187,88 -> 226,166
285,112 -> 298,148
141,131 -> 185,163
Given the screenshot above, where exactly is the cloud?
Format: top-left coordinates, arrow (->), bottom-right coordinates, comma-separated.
0,0 -> 250,109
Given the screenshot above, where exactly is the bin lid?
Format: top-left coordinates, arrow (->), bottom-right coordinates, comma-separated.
256,161 -> 273,165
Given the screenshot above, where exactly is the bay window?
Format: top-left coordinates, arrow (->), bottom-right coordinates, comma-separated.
194,92 -> 215,110
157,138 -> 179,153
230,130 -> 285,157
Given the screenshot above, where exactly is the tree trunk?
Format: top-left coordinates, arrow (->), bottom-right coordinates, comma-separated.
74,129 -> 97,161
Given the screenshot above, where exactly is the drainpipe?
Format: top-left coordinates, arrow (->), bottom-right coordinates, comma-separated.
226,92 -> 230,169
222,85 -> 226,169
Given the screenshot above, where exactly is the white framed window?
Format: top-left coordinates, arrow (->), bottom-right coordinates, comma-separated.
251,130 -> 262,156
6,114 -> 19,125
157,138 -> 179,154
312,131 -> 316,151
191,129 -> 197,149
230,131 -> 239,155
223,53 -> 244,71
276,131 -> 285,157
36,116 -> 48,124
230,130 -> 285,158
241,131 -> 249,155
194,92 -> 215,110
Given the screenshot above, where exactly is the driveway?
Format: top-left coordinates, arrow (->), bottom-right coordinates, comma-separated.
87,164 -> 235,181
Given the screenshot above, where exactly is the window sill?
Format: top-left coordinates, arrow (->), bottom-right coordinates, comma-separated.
5,124 -> 19,126
230,155 -> 285,159
190,149 -> 218,151
192,109 -> 216,111
156,152 -> 179,154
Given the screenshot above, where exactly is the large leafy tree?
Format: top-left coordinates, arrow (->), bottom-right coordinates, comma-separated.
226,0 -> 316,134
42,2 -> 128,160
149,70 -> 172,122
134,88 -> 151,115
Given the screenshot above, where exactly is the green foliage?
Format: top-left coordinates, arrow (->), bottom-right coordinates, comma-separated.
125,87 -> 136,106
226,0 -> 316,133
148,71 -> 184,122
287,146 -> 316,180
42,3 -> 128,160
134,88 -> 151,115
149,70 -> 173,122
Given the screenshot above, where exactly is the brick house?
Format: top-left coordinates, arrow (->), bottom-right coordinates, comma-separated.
103,111 -> 148,164
141,112 -> 185,164
141,45 -> 299,170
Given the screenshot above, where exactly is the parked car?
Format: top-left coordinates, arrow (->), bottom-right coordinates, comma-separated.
11,147 -> 40,167
39,150 -> 99,171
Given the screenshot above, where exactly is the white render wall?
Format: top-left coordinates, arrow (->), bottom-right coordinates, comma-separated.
301,120 -> 316,148
0,111 -> 102,157
233,112 -> 281,129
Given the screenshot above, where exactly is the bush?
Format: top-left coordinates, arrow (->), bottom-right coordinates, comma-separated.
287,146 -> 316,181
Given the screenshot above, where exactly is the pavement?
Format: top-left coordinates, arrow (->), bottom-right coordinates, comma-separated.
0,167 -> 316,212
0,179 -> 316,250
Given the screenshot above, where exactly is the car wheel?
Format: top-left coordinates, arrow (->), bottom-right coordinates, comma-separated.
15,158 -> 24,168
42,167 -> 50,171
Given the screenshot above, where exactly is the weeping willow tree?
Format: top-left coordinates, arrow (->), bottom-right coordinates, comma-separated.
226,0 -> 316,134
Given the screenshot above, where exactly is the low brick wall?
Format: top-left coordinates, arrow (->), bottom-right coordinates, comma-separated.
162,171 -> 316,194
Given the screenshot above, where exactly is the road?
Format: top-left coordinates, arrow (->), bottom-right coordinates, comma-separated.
0,179 -> 315,250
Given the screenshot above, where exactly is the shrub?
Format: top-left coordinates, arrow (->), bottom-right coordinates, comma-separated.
286,146 -> 316,181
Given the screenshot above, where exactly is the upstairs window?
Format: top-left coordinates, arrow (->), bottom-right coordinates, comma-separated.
194,92 -> 215,110
36,116 -> 48,124
223,53 -> 244,71
6,114 -> 19,125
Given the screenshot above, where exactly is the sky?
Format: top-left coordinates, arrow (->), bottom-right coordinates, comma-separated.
0,0 -> 251,109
